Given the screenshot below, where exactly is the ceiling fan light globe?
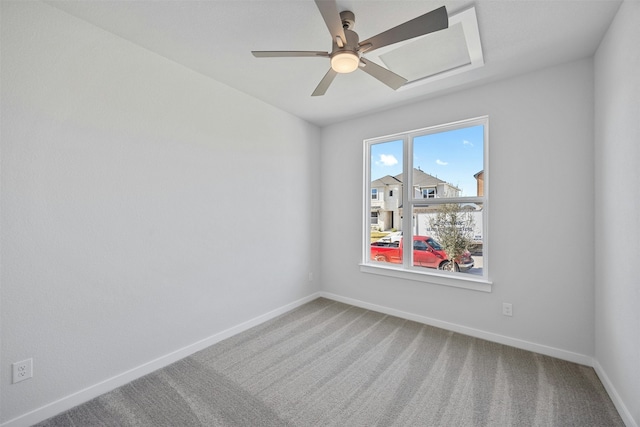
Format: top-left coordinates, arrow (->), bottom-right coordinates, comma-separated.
331,51 -> 359,73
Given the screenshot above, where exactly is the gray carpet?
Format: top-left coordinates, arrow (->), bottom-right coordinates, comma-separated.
36,298 -> 624,426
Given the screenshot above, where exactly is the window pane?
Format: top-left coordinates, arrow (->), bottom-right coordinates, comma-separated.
414,203 -> 483,275
412,125 -> 484,198
370,140 -> 403,232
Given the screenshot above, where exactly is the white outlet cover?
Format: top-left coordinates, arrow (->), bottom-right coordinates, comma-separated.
502,303 -> 513,316
12,358 -> 33,383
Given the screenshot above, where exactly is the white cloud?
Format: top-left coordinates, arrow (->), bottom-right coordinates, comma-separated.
436,159 -> 448,166
377,154 -> 398,166
463,140 -> 473,147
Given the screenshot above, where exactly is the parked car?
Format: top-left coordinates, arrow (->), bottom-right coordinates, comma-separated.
371,235 -> 474,272
376,231 -> 402,244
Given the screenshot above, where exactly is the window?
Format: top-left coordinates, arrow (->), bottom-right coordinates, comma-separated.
413,240 -> 428,251
363,117 -> 489,289
422,188 -> 436,198
371,211 -> 379,225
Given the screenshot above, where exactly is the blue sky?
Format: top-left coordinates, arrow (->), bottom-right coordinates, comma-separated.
371,125 -> 484,197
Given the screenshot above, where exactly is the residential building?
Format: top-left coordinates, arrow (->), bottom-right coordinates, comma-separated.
370,175 -> 402,231
372,168 -> 460,231
474,170 -> 484,197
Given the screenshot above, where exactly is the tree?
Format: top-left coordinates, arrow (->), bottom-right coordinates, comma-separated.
427,203 -> 475,271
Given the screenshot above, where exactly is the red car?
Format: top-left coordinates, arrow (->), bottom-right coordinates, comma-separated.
371,236 -> 474,272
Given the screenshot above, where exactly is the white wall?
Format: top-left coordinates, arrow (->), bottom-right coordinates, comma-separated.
0,2 -> 320,423
3,1 -> 636,425
594,1 -> 640,425
321,58 -> 596,359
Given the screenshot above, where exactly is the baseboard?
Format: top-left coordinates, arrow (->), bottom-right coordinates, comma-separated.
593,360 -> 638,427
1,292 -> 322,427
320,292 -> 594,366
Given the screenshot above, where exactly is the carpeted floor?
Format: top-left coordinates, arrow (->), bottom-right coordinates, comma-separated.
36,298 -> 624,426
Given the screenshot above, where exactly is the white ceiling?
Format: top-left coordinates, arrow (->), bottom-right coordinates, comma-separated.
46,0 -> 621,127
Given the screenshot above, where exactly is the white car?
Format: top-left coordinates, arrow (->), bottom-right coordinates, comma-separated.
377,231 -> 402,244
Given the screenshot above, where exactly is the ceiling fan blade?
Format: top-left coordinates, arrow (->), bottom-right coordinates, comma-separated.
358,6 -> 448,53
314,0 -> 347,47
359,58 -> 407,90
252,51 -> 329,58
312,68 -> 338,96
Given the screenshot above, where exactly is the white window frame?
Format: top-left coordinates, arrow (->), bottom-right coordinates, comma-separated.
361,116 -> 491,292
371,188 -> 379,200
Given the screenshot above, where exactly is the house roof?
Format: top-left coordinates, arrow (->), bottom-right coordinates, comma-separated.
392,168 -> 457,189
371,175 -> 402,187
373,169 -> 460,192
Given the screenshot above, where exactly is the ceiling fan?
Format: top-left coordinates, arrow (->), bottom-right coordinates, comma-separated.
252,0 -> 448,96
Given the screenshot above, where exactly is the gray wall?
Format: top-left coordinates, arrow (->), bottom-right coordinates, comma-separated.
320,58 -> 596,359
594,1 -> 640,425
0,2 -> 320,423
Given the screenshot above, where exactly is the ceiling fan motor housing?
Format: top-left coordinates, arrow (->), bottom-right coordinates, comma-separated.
332,28 -> 359,55
330,28 -> 360,73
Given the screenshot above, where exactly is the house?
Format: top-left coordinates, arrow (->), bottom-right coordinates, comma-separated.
371,168 -> 461,231
410,167 -> 462,199
1,1 -> 638,426
370,174 -> 402,231
474,170 -> 484,197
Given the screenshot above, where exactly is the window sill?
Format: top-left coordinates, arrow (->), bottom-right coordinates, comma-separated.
359,263 -> 492,292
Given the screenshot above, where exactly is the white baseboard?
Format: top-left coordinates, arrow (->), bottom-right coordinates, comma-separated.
320,292 -> 594,366
1,292 -> 322,427
593,360 -> 638,427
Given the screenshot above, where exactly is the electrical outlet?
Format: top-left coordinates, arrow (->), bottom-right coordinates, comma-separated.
12,358 -> 33,384
502,303 -> 513,317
